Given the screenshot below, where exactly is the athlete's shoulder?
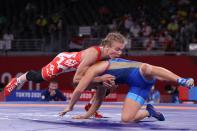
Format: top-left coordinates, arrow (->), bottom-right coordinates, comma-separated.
82,46 -> 102,60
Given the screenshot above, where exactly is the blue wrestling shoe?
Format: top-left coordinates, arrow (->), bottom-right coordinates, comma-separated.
177,78 -> 194,88
146,104 -> 165,121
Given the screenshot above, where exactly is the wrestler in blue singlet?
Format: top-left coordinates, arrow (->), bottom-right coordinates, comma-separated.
104,58 -> 156,105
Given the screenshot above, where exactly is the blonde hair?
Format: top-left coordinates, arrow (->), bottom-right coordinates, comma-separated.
100,32 -> 127,46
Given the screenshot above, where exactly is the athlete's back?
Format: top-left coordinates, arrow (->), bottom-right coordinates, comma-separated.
42,46 -> 102,81
105,58 -> 142,84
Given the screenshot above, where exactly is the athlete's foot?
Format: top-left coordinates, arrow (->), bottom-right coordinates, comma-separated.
94,112 -> 103,118
4,78 -> 18,96
146,104 -> 165,121
177,78 -> 194,88
84,103 -> 91,111
84,103 -> 103,118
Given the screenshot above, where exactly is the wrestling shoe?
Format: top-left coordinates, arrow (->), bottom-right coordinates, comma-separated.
84,103 -> 103,118
94,112 -> 103,118
177,78 -> 194,89
4,78 -> 18,96
146,104 -> 165,121
85,103 -> 92,111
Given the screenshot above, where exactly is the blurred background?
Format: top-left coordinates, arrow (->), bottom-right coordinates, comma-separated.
0,0 -> 197,103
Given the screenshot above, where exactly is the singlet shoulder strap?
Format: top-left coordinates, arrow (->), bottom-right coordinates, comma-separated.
92,46 -> 102,62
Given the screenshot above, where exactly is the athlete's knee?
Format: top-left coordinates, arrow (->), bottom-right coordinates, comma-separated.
121,115 -> 135,123
26,70 -> 44,83
140,63 -> 153,75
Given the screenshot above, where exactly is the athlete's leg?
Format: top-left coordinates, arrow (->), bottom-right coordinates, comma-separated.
140,63 -> 180,81
4,70 -> 44,96
26,70 -> 44,83
140,63 -> 194,87
121,97 -> 144,122
84,88 -> 111,118
84,90 -> 96,112
85,88 -> 110,108
17,72 -> 28,84
122,97 -> 165,122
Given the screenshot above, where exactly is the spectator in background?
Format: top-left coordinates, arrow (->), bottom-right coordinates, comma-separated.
165,84 -> 180,103
143,35 -> 156,51
124,14 -> 133,34
2,29 -> 14,51
130,22 -> 141,38
35,15 -> 48,37
0,82 -> 5,92
147,86 -> 161,104
158,31 -> 175,51
109,19 -> 118,32
41,80 -> 66,101
167,18 -> 179,37
171,86 -> 180,103
0,29 -> 14,54
141,22 -> 152,37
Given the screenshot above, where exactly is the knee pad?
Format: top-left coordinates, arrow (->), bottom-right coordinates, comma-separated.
140,63 -> 153,75
26,70 -> 44,83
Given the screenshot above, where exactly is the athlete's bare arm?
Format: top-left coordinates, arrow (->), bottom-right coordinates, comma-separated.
59,61 -> 109,117
73,47 -> 99,84
73,86 -> 106,119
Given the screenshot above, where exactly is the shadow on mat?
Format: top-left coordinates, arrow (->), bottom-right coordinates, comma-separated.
19,118 -> 190,130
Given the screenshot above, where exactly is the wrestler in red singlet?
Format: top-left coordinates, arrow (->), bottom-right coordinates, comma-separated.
42,46 -> 101,81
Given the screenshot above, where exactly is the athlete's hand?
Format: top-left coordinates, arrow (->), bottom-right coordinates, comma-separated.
103,80 -> 116,89
59,107 -> 73,117
72,115 -> 88,119
109,84 -> 118,92
101,74 -> 116,89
